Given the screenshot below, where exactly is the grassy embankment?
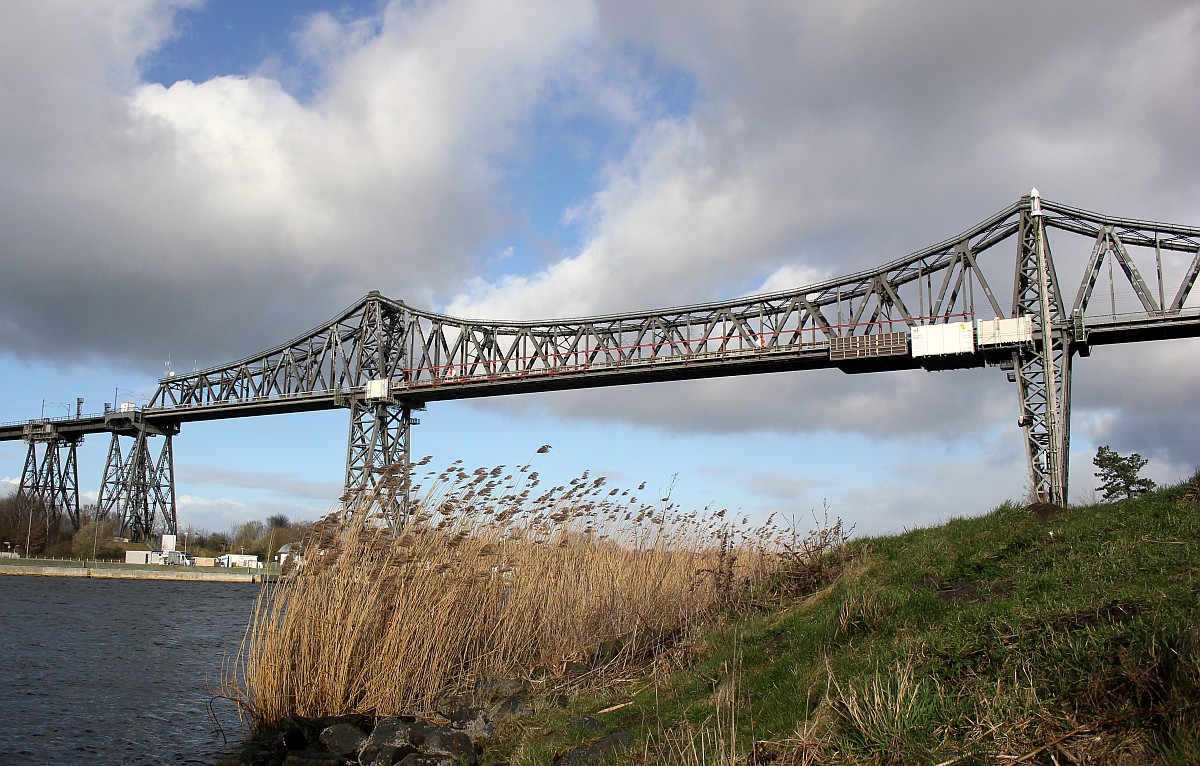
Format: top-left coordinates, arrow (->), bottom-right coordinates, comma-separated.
226,467 -> 1200,764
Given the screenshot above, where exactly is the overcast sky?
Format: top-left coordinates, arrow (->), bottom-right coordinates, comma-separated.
1,0 -> 1197,537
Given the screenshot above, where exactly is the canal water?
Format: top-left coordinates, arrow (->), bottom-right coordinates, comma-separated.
0,575 -> 262,765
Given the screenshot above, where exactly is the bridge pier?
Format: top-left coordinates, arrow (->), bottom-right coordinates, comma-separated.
1013,190 -> 1072,506
96,421 -> 178,542
340,295 -> 416,527
343,395 -> 420,527
1012,342 -> 1073,505
16,422 -> 82,534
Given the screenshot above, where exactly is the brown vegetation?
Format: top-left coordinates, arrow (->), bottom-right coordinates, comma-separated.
0,492 -> 89,556
222,460 -> 818,730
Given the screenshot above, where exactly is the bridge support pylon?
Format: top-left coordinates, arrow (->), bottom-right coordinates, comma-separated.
16,421 -> 82,536
1012,190 -> 1073,506
96,426 -> 178,542
343,395 -> 419,528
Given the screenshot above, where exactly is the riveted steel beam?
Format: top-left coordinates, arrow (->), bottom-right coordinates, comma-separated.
17,433 -> 82,535
5,195 -> 1199,522
96,429 -> 177,542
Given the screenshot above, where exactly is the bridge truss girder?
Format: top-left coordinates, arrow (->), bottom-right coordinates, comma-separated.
7,194 -> 1195,522
146,198 -> 1198,422
141,193 -> 1198,515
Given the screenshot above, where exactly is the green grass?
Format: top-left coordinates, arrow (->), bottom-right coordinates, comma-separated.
484,475 -> 1200,765
0,557 -> 93,569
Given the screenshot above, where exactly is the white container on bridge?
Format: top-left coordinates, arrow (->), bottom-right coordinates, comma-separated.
976,317 -> 1033,346
910,322 -> 975,358
365,378 -> 391,400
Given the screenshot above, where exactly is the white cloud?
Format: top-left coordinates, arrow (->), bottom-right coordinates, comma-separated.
0,0 -> 599,365
446,115 -> 822,320
175,493 -> 252,535
177,493 -> 246,509
448,0 -> 1200,472
751,264 -> 831,296
294,9 -> 379,70
180,464 -> 342,501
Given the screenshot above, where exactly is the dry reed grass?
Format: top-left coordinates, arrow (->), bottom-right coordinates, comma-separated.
222,458 -> 796,730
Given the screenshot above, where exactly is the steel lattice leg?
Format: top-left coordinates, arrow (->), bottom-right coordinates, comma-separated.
1012,192 -> 1073,506
97,431 -> 177,542
60,440 -> 81,530
96,433 -> 126,523
344,397 -> 414,527
1014,343 -> 1072,505
16,438 -> 81,535
16,442 -> 47,545
152,436 -> 177,538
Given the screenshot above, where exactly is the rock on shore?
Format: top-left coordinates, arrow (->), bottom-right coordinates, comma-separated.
221,694 -> 632,766
223,712 -> 482,766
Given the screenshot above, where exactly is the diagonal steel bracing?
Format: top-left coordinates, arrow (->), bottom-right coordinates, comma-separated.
4,194 -> 1198,526
96,428 -> 177,542
17,421 -> 82,534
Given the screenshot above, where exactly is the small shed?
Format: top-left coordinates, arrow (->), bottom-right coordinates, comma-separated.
277,542 -> 303,567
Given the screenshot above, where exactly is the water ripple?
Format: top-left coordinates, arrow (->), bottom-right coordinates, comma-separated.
0,576 -> 259,765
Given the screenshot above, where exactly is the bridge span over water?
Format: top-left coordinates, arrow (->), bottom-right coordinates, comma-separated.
4,190 -> 1199,539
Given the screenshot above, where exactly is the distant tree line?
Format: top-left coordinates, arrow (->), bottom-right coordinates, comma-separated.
0,493 -> 79,557
183,512 -> 307,561
0,490 -> 308,561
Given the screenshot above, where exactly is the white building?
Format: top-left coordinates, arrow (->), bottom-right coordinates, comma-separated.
276,542 -> 303,567
217,553 -> 262,569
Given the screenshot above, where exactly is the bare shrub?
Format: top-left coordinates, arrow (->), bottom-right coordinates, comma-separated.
1179,468 -> 1200,509
767,504 -> 854,601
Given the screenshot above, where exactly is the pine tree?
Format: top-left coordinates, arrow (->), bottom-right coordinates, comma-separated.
1093,445 -> 1156,501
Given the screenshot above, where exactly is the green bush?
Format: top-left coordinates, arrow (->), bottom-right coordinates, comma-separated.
72,520 -> 125,560
1094,445 -> 1156,500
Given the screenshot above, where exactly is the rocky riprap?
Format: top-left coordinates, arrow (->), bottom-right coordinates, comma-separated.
220,695 -> 631,766
222,709 -> 489,766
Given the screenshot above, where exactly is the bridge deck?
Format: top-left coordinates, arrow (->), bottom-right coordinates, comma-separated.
8,194 -> 1199,530
5,193 -> 1198,444
3,307 -> 1194,441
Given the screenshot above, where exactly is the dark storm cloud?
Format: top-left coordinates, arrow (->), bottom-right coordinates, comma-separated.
1072,339 -> 1200,467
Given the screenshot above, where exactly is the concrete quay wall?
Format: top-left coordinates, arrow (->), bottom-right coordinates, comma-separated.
0,563 -> 260,582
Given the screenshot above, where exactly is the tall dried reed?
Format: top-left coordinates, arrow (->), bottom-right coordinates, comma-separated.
222,458 -> 791,730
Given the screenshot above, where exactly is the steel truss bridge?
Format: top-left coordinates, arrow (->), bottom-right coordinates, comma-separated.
4,191 -> 1198,539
